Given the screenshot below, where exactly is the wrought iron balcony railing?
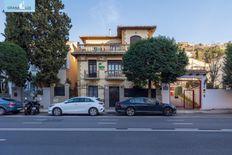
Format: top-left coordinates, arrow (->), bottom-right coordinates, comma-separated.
84,70 -> 100,80
105,70 -> 126,80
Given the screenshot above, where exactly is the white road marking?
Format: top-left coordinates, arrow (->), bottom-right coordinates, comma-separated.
0,139 -> 6,142
100,119 -> 118,121
0,128 -> 231,132
34,119 -> 47,121
97,122 -> 117,125
173,123 -> 193,125
22,122 -> 42,124
220,129 -> 232,132
167,119 -> 185,122
175,128 -> 198,131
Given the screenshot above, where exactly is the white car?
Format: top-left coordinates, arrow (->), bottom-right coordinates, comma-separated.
48,96 -> 105,116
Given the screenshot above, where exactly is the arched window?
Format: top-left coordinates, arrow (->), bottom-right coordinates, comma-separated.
130,35 -> 142,44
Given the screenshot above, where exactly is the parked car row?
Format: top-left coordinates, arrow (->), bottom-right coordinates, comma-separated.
0,97 -> 41,115
0,96 -> 177,116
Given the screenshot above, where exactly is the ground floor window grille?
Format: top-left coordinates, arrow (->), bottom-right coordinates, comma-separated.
88,86 -> 98,97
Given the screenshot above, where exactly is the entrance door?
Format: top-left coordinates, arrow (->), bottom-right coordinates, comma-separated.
184,90 -> 194,109
109,86 -> 119,107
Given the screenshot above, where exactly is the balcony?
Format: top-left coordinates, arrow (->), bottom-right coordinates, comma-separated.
72,44 -> 129,57
84,70 -> 100,80
105,70 -> 126,80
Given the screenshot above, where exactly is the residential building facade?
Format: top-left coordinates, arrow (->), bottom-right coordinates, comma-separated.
72,26 -> 156,108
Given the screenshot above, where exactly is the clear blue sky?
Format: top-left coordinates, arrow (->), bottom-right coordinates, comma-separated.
0,0 -> 232,44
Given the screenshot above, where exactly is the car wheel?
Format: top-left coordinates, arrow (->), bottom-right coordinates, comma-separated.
89,107 -> 98,116
126,107 -> 135,116
0,107 -> 6,115
163,108 -> 173,116
52,107 -> 62,116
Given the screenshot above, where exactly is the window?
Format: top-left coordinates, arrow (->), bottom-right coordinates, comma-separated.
88,86 -> 98,97
110,44 -> 120,51
85,98 -> 94,102
130,97 -> 145,104
108,60 -> 122,77
130,35 -> 142,44
88,60 -> 97,77
144,98 -> 156,104
54,86 -> 65,96
78,98 -> 86,102
66,97 -> 79,103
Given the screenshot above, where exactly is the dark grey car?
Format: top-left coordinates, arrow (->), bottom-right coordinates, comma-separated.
115,97 -> 176,116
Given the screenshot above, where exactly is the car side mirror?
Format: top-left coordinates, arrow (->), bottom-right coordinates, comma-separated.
64,101 -> 68,104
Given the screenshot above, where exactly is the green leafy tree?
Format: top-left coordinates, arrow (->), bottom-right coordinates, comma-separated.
156,37 -> 188,83
223,43 -> 232,88
4,0 -> 72,87
123,36 -> 188,97
0,42 -> 28,86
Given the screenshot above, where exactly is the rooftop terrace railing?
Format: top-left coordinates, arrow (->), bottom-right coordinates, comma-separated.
77,44 -> 129,52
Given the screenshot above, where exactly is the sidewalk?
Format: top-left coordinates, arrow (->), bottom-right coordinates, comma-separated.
40,108 -> 232,114
177,109 -> 232,114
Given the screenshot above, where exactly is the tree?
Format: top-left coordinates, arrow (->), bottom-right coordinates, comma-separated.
4,0 -> 72,87
3,13 -> 33,57
223,43 -> 232,88
0,42 -> 28,86
193,47 -> 205,61
123,36 -> 188,97
203,46 -> 224,88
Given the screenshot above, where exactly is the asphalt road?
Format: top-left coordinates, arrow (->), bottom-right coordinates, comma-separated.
0,113 -> 232,155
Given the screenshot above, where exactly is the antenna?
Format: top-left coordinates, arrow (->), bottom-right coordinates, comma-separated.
109,28 -> 111,36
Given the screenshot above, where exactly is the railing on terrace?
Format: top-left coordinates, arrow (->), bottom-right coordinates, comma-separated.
105,70 -> 126,80
77,44 -> 129,52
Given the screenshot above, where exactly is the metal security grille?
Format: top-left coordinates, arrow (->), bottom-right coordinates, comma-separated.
88,86 -> 98,97
54,87 -> 65,96
124,88 -> 156,98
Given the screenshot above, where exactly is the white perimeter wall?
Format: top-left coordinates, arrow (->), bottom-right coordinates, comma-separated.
202,89 -> 232,109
